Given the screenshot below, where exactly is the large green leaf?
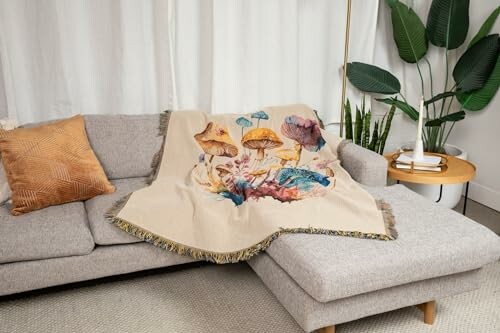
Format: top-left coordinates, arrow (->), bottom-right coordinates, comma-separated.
457,56 -> 500,110
344,99 -> 353,140
453,34 -> 499,92
354,106 -> 362,145
389,1 -> 428,63
425,111 -> 465,126
424,91 -> 456,106
346,62 -> 401,94
376,97 -> 419,121
426,0 -> 470,50
468,6 -> 500,48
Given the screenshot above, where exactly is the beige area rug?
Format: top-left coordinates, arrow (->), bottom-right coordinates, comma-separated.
0,262 -> 498,333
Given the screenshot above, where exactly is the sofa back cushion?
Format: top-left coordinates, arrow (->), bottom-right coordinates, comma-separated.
83,114 -> 163,179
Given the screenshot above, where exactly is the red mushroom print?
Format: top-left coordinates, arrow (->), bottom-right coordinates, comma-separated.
280,115 -> 325,164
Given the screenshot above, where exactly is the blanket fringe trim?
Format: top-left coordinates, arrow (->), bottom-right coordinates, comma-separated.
105,194 -> 397,264
146,111 -> 171,185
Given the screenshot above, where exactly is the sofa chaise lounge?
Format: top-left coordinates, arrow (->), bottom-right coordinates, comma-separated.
1,114 -> 499,333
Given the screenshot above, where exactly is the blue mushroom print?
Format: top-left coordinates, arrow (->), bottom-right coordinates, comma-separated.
277,168 -> 330,191
235,117 -> 253,138
251,111 -> 269,128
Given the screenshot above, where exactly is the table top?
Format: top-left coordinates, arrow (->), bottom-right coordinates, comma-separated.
384,152 -> 476,185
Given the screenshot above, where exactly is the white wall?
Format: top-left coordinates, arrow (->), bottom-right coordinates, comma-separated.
366,1 -> 499,210
448,2 -> 500,211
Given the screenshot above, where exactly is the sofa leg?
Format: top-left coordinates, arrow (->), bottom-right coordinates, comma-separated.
319,325 -> 335,333
416,300 -> 436,325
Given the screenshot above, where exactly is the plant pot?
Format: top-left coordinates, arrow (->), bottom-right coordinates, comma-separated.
398,143 -> 467,209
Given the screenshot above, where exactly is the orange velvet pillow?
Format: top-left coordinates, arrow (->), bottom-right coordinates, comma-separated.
0,115 -> 115,215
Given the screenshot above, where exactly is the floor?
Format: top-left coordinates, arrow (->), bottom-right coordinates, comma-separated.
455,197 -> 500,234
0,196 -> 498,333
0,262 -> 498,333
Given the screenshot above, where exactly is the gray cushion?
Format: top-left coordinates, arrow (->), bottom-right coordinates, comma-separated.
0,202 -> 94,264
249,252 -> 481,332
338,141 -> 387,187
85,177 -> 148,245
84,114 -> 163,179
0,242 -> 196,296
265,185 -> 500,303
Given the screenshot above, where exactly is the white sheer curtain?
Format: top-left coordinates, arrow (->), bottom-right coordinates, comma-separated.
171,0 -> 379,123
0,52 -> 7,119
0,0 -> 378,124
0,0 -> 174,123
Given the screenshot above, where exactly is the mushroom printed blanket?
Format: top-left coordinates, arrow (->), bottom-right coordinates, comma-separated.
107,104 -> 396,263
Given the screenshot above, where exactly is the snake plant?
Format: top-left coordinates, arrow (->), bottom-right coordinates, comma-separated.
346,0 -> 500,153
344,97 -> 396,155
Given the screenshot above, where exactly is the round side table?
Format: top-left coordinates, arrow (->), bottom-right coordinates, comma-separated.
384,153 -> 476,215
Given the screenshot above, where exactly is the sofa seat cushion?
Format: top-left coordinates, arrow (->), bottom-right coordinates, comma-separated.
85,177 -> 148,245
265,185 -> 500,303
0,202 -> 94,264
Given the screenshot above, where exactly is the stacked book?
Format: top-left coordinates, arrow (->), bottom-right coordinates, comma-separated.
395,153 -> 442,172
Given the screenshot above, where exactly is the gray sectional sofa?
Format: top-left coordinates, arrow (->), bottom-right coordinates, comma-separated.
1,114 -> 499,333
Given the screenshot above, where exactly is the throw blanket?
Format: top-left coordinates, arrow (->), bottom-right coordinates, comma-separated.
107,104 -> 396,263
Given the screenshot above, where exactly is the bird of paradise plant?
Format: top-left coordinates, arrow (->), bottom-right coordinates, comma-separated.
346,0 -> 499,153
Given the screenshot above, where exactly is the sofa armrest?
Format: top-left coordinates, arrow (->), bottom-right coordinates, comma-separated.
338,141 -> 388,187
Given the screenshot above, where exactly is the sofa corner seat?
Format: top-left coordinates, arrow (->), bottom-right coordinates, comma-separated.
249,185 -> 500,332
